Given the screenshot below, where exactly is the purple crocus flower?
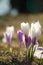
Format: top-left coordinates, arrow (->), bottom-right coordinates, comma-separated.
25,35 -> 31,49
6,33 -> 11,46
2,26 -> 14,47
2,32 -> 12,46
17,30 -> 23,48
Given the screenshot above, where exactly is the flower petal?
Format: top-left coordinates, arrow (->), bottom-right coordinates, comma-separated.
17,30 -> 23,43
37,47 -> 43,50
25,35 -> 31,48
21,22 -> 29,35
34,47 -> 43,59
34,21 -> 41,36
32,37 -> 36,45
6,26 -> 14,34
6,33 -> 11,44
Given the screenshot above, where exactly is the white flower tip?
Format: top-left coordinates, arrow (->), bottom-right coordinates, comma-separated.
35,21 -> 41,35
21,22 -> 29,35
30,21 -> 41,38
6,26 -> 14,34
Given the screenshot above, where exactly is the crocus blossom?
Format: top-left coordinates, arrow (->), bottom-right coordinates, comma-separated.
21,22 -> 31,48
23,35 -> 31,49
30,21 -> 41,38
34,21 -> 41,36
17,30 -> 23,48
21,22 -> 29,35
2,32 -> 12,46
6,26 -> 14,34
29,21 -> 41,46
2,26 -> 14,46
34,47 -> 43,59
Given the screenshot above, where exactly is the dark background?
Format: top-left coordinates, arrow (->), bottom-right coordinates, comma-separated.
10,0 -> 27,13
10,0 -> 43,13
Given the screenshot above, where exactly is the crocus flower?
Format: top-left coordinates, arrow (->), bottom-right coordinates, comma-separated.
2,32 -> 12,46
21,22 -> 31,48
34,21 -> 41,36
30,21 -> 41,46
23,35 -> 31,49
21,22 -> 29,35
17,30 -> 23,48
30,21 -> 41,38
34,47 -> 43,59
6,26 -> 14,34
30,23 -> 36,38
2,26 -> 14,46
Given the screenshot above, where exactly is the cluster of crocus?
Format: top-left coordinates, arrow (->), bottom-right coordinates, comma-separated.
2,21 -> 43,59
17,21 -> 41,49
2,26 -> 14,47
17,21 -> 42,59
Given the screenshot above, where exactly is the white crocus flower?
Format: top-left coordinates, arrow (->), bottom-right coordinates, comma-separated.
34,21 -> 41,36
30,21 -> 41,38
30,23 -> 36,38
2,26 -> 14,46
2,32 -> 12,43
6,26 -> 14,34
21,22 -> 29,35
34,50 -> 42,59
34,47 -> 43,59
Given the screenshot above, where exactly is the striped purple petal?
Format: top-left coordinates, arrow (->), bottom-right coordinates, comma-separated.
17,30 -> 23,42
17,30 -> 23,48
37,47 -> 43,50
25,35 -> 31,48
6,34 -> 11,46
32,37 -> 36,46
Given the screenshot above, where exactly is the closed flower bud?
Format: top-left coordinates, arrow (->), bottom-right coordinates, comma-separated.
21,22 -> 29,35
